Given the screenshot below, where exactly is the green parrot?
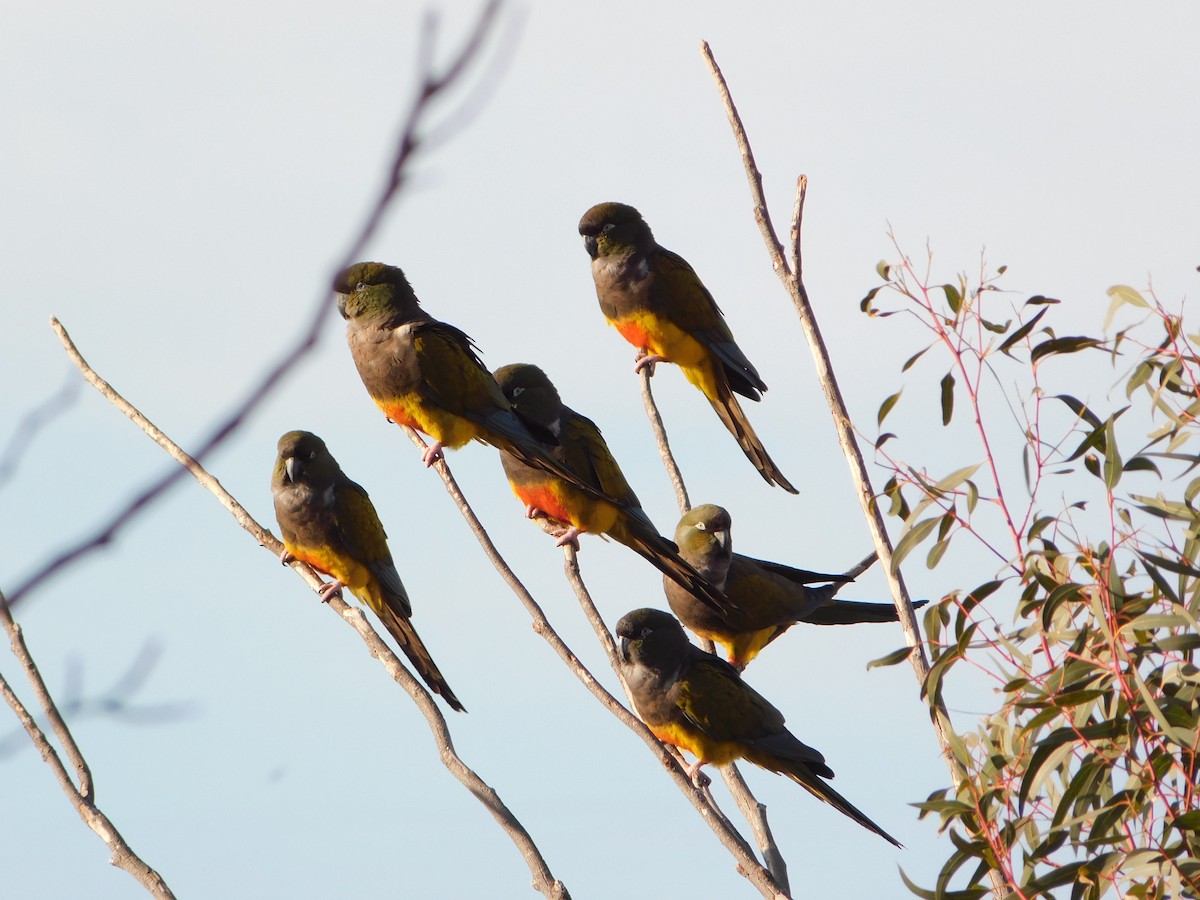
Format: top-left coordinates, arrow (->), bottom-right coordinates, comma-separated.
492,363 -> 732,614
616,608 -> 901,847
271,430 -> 464,712
577,202 -> 797,493
666,504 -> 924,668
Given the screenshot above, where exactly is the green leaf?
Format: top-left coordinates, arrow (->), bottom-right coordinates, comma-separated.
940,372 -> 955,425
998,307 -> 1049,357
1171,810 -> 1200,831
1031,336 -> 1105,364
1025,294 -> 1060,306
943,283 -> 962,314
892,516 -> 940,572
875,432 -> 896,449
1105,284 -> 1149,330
1055,394 -> 1103,429
866,645 -> 914,670
878,389 -> 903,425
1102,417 -> 1123,490
901,347 -> 929,372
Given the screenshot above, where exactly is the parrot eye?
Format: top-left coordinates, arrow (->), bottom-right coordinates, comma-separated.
511,386 -> 525,398
307,450 -> 317,460
601,223 -> 615,235
695,522 -> 706,531
354,282 -> 366,292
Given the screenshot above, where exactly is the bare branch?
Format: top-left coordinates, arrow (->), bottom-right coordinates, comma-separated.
638,368 -> 691,514
0,594 -> 177,899
401,427 -> 787,898
5,1 -> 506,611
700,40 -> 1012,896
47,322 -> 570,899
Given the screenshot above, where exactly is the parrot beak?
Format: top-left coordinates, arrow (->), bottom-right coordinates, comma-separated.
714,529 -> 729,549
617,636 -> 630,664
335,292 -> 349,319
582,234 -> 598,259
284,456 -> 297,484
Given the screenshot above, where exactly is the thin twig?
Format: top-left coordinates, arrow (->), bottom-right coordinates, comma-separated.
0,594 -> 176,899
401,427 -> 787,899
632,315 -> 792,893
700,39 -> 1011,896
639,368 -> 691,514
4,1 -> 503,611
50,320 -> 571,900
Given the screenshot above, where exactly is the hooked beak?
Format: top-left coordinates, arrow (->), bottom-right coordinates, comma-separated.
284,456 -> 297,483
617,636 -> 630,664
714,529 -> 729,549
582,234 -> 598,259
335,292 -> 349,320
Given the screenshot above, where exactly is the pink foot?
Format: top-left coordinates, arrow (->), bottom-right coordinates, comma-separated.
634,351 -> 665,375
525,504 -> 546,520
553,526 -> 582,550
317,580 -> 345,604
278,549 -> 295,566
421,441 -> 445,467
684,760 -> 711,789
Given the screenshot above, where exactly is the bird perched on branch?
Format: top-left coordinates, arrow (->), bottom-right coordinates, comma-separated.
577,202 -> 796,493
271,430 -> 464,712
336,262 -> 627,499
665,504 -> 923,668
616,607 -> 900,847
492,363 -> 731,615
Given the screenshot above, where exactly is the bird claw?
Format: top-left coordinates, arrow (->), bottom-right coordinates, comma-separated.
278,549 -> 295,566
317,580 -> 344,604
634,352 -> 664,376
421,441 -> 445,467
685,761 -> 711,789
525,504 -> 545,520
553,526 -> 582,551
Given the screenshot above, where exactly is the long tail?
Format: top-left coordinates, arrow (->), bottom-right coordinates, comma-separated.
706,384 -> 798,494
610,515 -> 734,617
376,604 -> 466,713
751,749 -> 903,847
805,597 -> 929,626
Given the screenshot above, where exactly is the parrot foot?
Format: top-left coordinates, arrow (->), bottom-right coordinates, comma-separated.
524,504 -> 546,520
317,580 -> 345,603
553,526 -> 582,550
278,549 -> 295,566
684,760 -> 711,789
633,352 -> 664,376
421,441 -> 445,467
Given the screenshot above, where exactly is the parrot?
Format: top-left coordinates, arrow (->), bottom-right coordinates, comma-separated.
666,504 -> 924,668
271,430 -> 464,712
492,363 -> 731,615
616,607 -> 901,847
578,202 -> 796,493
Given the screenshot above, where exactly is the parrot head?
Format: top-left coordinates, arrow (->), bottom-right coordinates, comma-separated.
493,363 -> 564,433
578,202 -> 654,260
334,261 -> 419,323
273,430 -> 341,491
674,504 -> 733,583
616,607 -> 689,672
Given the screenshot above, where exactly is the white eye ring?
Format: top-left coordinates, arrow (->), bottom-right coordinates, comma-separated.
511,386 -> 525,398
355,282 -> 366,292
695,522 -> 706,531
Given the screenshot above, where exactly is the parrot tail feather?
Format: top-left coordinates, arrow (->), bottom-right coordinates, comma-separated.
751,750 -> 902,847
706,387 -> 798,494
805,597 -> 929,626
376,605 -> 466,713
611,518 -> 734,618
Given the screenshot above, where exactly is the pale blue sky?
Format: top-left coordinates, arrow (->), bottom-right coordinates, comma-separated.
3,2 -> 1199,897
